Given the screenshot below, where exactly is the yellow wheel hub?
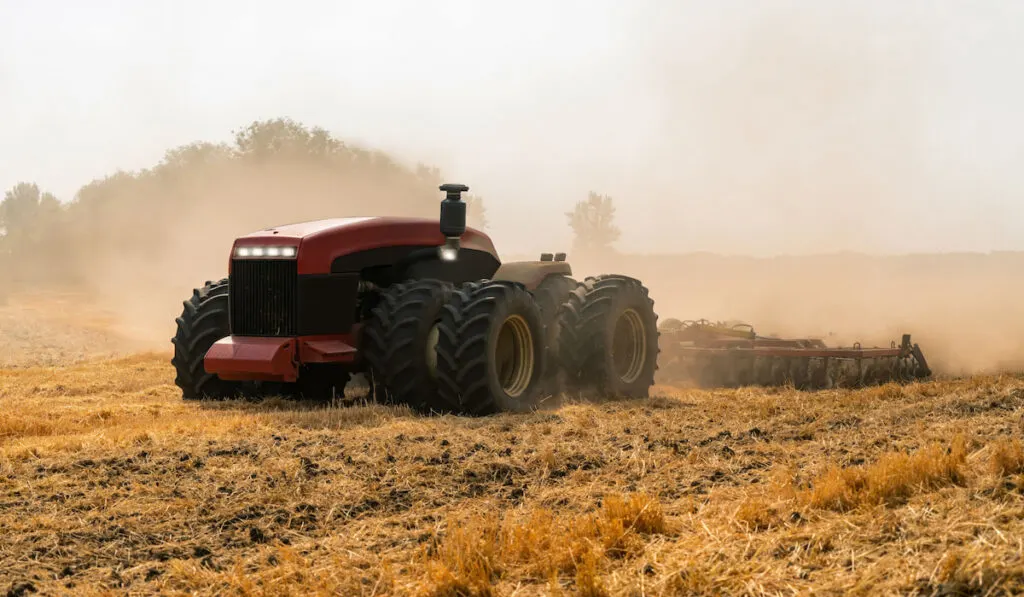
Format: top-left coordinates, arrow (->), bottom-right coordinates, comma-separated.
494,315 -> 534,397
426,324 -> 439,380
612,308 -> 647,383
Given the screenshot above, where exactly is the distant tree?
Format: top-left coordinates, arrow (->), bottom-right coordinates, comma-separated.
0,183 -> 62,250
0,183 -> 65,288
160,142 -> 235,172
565,191 -> 620,256
233,118 -> 342,159
0,118 -> 472,295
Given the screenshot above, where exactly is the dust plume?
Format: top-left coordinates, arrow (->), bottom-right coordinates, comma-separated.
0,123 -> 459,359
572,251 -> 1024,377
2,3 -> 1022,376
569,3 -> 1024,375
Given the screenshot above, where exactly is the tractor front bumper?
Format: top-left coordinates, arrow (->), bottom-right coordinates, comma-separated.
204,333 -> 360,383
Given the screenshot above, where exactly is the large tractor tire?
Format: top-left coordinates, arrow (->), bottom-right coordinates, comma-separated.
532,274 -> 578,324
171,279 -> 250,401
435,280 -> 547,415
363,279 -> 455,412
557,275 -> 660,399
531,274 -> 577,396
360,290 -> 396,405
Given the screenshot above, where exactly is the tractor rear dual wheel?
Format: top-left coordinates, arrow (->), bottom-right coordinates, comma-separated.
435,280 -> 547,416
360,274 -> 661,414
362,278 -> 552,416
557,275 -> 660,399
530,274 -> 578,396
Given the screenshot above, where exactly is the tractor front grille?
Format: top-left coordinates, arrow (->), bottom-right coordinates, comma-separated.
229,259 -> 299,336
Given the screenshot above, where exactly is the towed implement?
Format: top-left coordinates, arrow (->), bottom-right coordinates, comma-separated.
171,183 -> 660,415
657,319 -> 931,389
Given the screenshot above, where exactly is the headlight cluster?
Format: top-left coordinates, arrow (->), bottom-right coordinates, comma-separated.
234,245 -> 297,259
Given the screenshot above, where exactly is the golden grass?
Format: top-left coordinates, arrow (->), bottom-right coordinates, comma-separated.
416,491 -> 666,595
2,354 -> 1024,595
991,439 -> 1024,477
796,435 -> 969,512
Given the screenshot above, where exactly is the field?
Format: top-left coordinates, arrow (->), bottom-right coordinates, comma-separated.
3,330 -> 1024,596
4,6 -> 1023,592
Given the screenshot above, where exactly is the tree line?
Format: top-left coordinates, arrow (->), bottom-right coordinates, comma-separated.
0,118 -> 620,294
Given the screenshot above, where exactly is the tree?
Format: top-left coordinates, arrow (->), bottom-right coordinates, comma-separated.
0,183 -> 65,287
233,118 -> 343,159
0,183 -> 62,249
160,142 -> 235,173
0,118 -> 471,296
565,191 -> 620,256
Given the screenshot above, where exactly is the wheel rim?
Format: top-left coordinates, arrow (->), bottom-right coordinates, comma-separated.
426,323 -> 440,380
612,308 -> 647,384
494,315 -> 534,397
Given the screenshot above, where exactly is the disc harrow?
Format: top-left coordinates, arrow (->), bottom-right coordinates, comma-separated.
657,319 -> 931,390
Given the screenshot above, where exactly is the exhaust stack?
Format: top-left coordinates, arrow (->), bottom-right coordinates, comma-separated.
438,183 -> 468,261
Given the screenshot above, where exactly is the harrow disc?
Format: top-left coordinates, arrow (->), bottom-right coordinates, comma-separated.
808,358 -> 832,390
653,318 -> 931,391
655,348 -> 929,389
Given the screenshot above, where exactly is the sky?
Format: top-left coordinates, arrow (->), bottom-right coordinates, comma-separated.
1,0 -> 1023,256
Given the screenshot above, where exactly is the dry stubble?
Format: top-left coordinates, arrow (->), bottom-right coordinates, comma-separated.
1,356 -> 1023,596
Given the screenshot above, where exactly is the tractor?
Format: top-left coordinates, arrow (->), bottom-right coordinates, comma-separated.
171,183 -> 660,415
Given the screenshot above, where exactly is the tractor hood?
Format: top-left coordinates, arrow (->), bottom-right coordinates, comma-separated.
231,216 -> 498,275
240,217 -> 379,241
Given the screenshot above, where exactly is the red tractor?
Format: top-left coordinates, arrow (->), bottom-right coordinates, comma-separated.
171,184 -> 660,415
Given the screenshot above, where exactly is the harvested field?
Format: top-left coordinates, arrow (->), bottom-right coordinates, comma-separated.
2,353 -> 1024,596
0,293 -> 160,369
4,5 -> 1022,592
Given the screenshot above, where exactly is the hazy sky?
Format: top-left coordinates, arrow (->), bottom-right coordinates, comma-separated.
2,0 -> 1022,255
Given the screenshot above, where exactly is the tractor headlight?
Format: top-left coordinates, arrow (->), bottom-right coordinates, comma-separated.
234,245 -> 298,259
439,246 -> 458,261
438,237 -> 460,261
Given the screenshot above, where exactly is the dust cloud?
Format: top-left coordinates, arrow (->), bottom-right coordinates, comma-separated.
572,252 -> 1024,377
64,158 -> 447,350
2,2 -> 1022,375
566,3 -> 1024,376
